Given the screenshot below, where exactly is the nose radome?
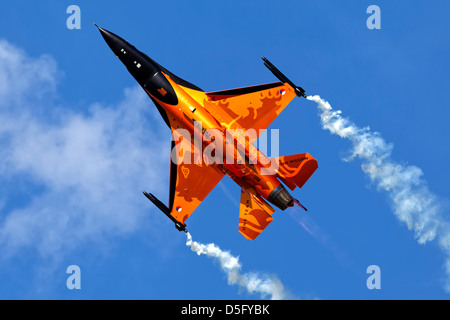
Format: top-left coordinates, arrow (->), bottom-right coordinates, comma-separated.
95,24 -> 129,56
95,24 -> 144,65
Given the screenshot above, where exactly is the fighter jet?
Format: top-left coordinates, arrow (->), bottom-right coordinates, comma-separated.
96,25 -> 318,239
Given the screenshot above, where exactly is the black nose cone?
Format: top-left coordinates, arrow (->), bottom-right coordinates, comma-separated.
95,24 -> 129,56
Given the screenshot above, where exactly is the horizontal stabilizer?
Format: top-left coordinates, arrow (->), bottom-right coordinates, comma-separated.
239,189 -> 275,240
271,153 -> 318,191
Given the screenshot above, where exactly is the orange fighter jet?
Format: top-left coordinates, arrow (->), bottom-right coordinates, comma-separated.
96,25 -> 318,239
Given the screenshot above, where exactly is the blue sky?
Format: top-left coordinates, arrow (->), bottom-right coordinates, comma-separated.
0,0 -> 449,299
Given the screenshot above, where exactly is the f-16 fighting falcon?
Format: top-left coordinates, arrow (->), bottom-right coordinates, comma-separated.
96,25 -> 318,239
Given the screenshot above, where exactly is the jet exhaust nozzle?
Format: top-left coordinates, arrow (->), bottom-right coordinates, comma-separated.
267,185 -> 294,211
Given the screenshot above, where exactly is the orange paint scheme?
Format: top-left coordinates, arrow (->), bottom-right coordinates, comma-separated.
146,73 -> 317,239
95,24 -> 316,239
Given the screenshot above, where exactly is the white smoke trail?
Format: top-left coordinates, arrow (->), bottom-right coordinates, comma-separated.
185,232 -> 292,299
307,95 -> 450,291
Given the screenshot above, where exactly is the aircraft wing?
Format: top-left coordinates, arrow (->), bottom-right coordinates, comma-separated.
184,82 -> 297,143
167,127 -> 225,225
180,57 -> 305,143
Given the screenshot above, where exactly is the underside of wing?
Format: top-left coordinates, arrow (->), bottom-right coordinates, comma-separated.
168,123 -> 225,225
202,82 -> 297,141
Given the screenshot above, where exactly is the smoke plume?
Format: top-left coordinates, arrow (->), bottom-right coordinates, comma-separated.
307,95 -> 450,291
185,232 -> 292,299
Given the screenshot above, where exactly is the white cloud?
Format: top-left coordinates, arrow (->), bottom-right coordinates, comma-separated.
0,39 -> 170,258
0,39 -> 59,109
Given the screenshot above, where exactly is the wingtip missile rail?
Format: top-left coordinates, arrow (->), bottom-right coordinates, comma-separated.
261,56 -> 307,98
142,191 -> 188,233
